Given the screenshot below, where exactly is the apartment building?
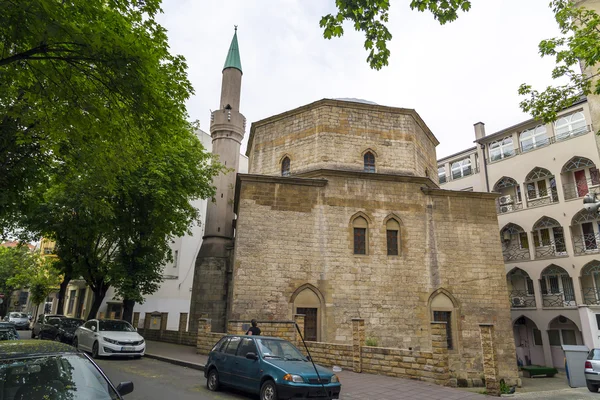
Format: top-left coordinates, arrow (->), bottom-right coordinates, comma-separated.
438,98 -> 600,368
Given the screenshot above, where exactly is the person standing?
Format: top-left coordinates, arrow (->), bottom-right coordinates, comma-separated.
246,319 -> 261,336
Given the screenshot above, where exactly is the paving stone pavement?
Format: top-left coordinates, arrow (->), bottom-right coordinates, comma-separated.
145,340 -> 487,399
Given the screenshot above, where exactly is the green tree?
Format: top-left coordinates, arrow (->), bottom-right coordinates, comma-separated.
6,249 -> 61,321
1,0 -> 193,225
112,126 -> 222,323
0,245 -> 37,316
519,0 -> 600,122
321,0 -> 471,70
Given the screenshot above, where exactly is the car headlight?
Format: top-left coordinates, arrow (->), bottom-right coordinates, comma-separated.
283,374 -> 304,383
330,374 -> 339,383
104,337 -> 118,345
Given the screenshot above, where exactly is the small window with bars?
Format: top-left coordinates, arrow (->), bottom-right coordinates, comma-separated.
281,157 -> 291,177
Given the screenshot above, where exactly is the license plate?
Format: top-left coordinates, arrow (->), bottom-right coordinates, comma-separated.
121,346 -> 135,351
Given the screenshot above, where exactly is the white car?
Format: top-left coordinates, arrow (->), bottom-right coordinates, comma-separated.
74,319 -> 145,359
5,312 -> 29,330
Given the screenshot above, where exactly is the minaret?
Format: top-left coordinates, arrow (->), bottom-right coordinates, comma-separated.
189,28 -> 245,333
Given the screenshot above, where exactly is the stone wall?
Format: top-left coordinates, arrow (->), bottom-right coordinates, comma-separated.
246,99 -> 438,180
229,172 -> 519,385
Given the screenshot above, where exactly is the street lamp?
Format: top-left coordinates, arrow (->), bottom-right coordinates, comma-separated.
583,192 -> 600,213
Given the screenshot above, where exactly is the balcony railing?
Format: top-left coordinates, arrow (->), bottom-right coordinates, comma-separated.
535,239 -> 568,260
526,187 -> 559,208
582,287 -> 600,305
496,200 -> 524,214
563,176 -> 600,201
502,244 -> 531,262
484,125 -> 593,164
542,291 -> 576,307
509,290 -> 536,308
573,233 -> 600,255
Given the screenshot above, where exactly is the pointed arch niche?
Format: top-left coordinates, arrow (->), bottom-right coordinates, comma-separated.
291,284 -> 324,342
428,289 -> 459,351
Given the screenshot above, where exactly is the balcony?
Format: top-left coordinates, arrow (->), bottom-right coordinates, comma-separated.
572,233 -> 600,256
563,177 -> 600,201
526,187 -> 559,208
542,291 -> 577,307
496,195 -> 524,214
534,238 -> 568,260
509,290 -> 536,308
582,287 -> 600,305
502,243 -> 531,262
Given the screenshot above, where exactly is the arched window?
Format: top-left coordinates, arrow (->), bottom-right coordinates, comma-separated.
524,167 -> 558,206
555,111 -> 587,140
451,158 -> 472,180
520,125 -> 549,152
281,156 -> 291,177
364,152 -> 375,173
386,219 -> 400,256
353,216 -> 368,255
532,217 -> 567,258
429,290 -> 457,350
489,137 -> 515,162
540,265 -> 576,307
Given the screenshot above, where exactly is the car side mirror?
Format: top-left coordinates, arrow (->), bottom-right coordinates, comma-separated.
116,381 -> 134,396
91,326 -> 96,332
246,352 -> 258,360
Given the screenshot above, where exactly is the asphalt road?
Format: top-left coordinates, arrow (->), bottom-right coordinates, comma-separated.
96,357 -> 254,400
20,329 -> 253,400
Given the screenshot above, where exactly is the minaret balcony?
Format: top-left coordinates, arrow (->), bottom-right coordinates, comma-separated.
210,109 -> 246,139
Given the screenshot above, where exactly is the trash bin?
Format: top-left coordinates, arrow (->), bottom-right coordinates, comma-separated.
562,345 -> 589,388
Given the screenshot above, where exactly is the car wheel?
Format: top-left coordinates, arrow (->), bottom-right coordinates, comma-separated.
92,341 -> 100,359
207,369 -> 220,392
587,381 -> 599,392
260,380 -> 277,400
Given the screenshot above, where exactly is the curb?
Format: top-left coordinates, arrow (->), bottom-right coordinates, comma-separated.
144,353 -> 205,372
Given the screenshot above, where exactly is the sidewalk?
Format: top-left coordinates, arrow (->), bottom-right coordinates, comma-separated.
145,340 -> 486,399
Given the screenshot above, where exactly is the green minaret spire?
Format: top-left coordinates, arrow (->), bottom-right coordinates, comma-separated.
223,26 -> 242,74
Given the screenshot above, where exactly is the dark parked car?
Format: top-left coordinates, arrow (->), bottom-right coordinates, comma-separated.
205,335 -> 341,400
0,340 -> 134,399
39,317 -> 85,343
0,322 -> 19,341
31,314 -> 64,339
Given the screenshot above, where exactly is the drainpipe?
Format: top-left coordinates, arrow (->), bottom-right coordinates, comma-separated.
474,122 -> 490,192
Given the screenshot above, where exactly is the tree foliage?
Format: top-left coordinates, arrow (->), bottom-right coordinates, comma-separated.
519,0 -> 600,122
322,0 -> 471,69
0,0 -> 193,225
0,246 -> 38,315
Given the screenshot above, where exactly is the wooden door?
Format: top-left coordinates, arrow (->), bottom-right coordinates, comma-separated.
575,170 -> 589,197
297,308 -> 318,341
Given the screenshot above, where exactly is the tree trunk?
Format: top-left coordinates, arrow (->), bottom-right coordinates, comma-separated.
86,283 -> 109,321
56,273 -> 71,315
122,298 -> 135,323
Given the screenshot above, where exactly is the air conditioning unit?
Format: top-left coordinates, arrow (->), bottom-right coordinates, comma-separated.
512,297 -> 525,307
499,195 -> 513,205
500,206 -> 511,213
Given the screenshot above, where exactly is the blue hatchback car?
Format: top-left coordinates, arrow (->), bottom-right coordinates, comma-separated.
205,335 -> 341,400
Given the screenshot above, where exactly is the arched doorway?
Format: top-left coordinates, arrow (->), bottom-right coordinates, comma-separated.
291,285 -> 324,342
548,315 -> 583,368
513,316 -> 545,366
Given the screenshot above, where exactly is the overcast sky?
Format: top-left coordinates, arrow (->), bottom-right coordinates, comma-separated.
158,0 -> 562,159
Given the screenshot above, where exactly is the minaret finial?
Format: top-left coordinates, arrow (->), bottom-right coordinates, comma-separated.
234,25 -> 238,32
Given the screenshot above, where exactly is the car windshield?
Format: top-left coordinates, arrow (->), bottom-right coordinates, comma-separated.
9,313 -> 27,319
0,354 -> 119,399
256,339 -> 307,361
61,319 -> 84,328
99,320 -> 134,332
0,330 -> 18,340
